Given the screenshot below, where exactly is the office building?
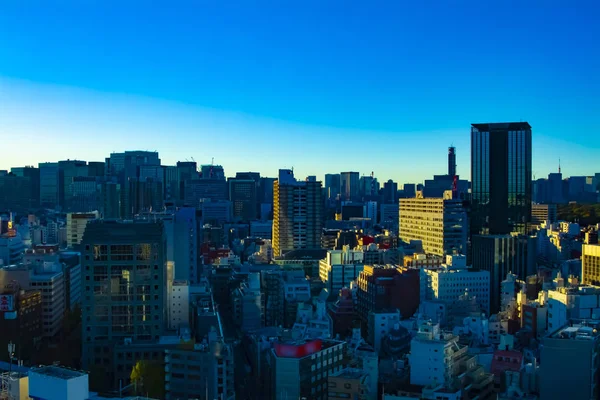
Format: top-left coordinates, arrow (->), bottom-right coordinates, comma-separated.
448,146 -> 456,177
29,261 -> 66,337
472,234 -> 536,313
319,247 -> 364,295
359,175 -> 379,198
382,180 -> 398,204
70,176 -> 100,212
80,220 -> 166,385
340,172 -> 360,202
11,166 -> 40,209
356,265 -> 420,323
471,122 -> 532,235
0,173 -> 32,213
325,173 -> 341,204
173,207 -> 198,283
399,191 -> 468,257
165,335 -> 234,400
420,255 -> 491,315
39,162 -> 60,209
100,181 -> 120,219
87,161 -> 105,178
229,178 -> 258,221
582,244 -> 600,285
66,212 -> 99,248
272,170 -> 323,257
540,323 -> 600,400
185,179 -> 228,206
200,199 -> 232,225
200,164 -> 225,180
531,203 -> 557,226
0,287 -> 42,364
58,160 -> 88,211
271,339 -> 346,400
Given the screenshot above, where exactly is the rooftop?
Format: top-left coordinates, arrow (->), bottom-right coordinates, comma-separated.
471,122 -> 531,131
551,324 -> 600,340
30,365 -> 87,380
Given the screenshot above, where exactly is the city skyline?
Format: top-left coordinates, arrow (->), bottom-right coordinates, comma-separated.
2,2 -> 600,181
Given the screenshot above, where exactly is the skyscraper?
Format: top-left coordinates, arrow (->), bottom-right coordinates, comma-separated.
340,171 -> 359,202
324,173 -> 341,203
229,178 -> 258,221
448,146 -> 456,177
272,170 -> 323,257
39,162 -> 60,209
80,220 -> 166,386
11,166 -> 40,209
471,122 -> 532,235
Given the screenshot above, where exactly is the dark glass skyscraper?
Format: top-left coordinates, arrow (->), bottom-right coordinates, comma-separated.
471,122 -> 532,235
448,146 -> 456,177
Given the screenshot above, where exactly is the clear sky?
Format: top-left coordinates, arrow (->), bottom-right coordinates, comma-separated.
1,1 -> 599,183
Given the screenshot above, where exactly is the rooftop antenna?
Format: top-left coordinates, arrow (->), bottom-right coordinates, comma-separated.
558,158 -> 561,174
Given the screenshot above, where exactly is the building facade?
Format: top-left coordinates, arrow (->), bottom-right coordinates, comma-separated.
399,191 -> 468,257
471,122 -> 532,236
80,220 -> 166,387
272,170 -> 323,257
582,244 -> 600,285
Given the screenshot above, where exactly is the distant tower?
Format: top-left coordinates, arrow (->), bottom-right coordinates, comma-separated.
448,146 -> 456,177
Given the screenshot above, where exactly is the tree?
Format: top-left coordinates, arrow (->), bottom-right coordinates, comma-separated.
130,360 -> 165,399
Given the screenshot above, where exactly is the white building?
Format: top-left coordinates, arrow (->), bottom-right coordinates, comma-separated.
408,321 -> 466,387
66,211 -> 99,248
368,310 -> 401,352
28,366 -> 89,400
420,256 -> 490,315
169,280 -> 190,330
547,283 -> 600,334
319,247 -> 365,295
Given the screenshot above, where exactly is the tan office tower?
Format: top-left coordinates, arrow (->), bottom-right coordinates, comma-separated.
399,190 -> 467,257
582,244 -> 600,285
272,170 -> 323,257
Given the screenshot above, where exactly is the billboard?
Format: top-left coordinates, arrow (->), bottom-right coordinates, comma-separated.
0,294 -> 14,312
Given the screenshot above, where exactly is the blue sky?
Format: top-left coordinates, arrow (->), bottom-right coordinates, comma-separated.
1,1 -> 599,183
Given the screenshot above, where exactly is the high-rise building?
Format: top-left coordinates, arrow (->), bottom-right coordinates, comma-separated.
382,180 -> 398,204
11,166 -> 40,209
0,173 -> 32,213
0,286 -> 42,364
399,191 -> 468,257
100,181 -> 120,219
80,220 -> 166,385
229,178 -> 258,221
471,122 -> 532,235
232,273 -> 264,332
582,244 -> 600,285
272,170 -> 323,257
340,172 -> 360,202
200,164 -> 225,180
325,173 -> 341,204
359,175 -> 379,199
58,160 -> 88,211
448,146 -> 456,177
472,234 -> 537,313
71,176 -> 100,212
39,162 -> 60,209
